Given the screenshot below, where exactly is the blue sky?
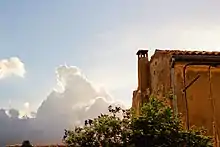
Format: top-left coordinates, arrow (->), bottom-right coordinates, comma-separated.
0,0 -> 220,112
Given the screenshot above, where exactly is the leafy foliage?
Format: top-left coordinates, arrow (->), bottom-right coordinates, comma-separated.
63,96 -> 213,147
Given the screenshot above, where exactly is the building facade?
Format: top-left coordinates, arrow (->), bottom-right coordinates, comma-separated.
132,49 -> 220,146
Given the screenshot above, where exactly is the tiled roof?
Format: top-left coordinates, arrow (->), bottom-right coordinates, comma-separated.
155,49 -> 220,56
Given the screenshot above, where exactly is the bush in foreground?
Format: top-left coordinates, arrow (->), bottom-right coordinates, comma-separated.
63,96 -> 213,147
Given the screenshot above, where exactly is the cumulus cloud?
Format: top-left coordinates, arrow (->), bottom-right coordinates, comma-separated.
24,102 -> 30,109
0,65 -> 125,146
0,57 -> 26,79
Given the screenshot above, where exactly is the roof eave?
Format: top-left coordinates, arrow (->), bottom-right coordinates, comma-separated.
172,54 -> 220,63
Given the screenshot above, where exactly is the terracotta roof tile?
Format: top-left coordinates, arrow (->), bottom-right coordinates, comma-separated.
155,49 -> 220,56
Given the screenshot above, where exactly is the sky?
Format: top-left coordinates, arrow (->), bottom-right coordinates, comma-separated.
1,0 -> 220,111
1,0 -> 220,144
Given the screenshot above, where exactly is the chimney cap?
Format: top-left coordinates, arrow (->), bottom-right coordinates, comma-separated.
136,50 -> 148,55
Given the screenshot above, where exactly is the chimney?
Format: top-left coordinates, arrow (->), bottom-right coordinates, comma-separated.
136,50 -> 151,92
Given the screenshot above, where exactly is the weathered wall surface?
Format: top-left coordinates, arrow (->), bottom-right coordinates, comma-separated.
173,64 -> 187,127
149,53 -> 172,104
132,90 -> 141,115
210,67 -> 220,141
174,63 -> 220,138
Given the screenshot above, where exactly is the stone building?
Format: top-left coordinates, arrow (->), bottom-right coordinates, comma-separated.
132,49 -> 220,146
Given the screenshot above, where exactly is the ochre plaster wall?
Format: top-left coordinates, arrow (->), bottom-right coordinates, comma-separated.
174,64 -> 220,138
210,67 -> 220,141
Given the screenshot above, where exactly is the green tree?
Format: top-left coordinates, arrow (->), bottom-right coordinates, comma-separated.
63,96 -> 213,147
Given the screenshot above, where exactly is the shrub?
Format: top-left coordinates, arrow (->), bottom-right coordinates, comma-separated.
63,96 -> 213,147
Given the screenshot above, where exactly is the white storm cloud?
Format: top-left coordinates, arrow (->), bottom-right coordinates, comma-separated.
0,57 -> 26,79
0,65 -> 125,146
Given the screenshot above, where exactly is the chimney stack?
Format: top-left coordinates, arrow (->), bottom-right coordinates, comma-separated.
136,50 -> 151,92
